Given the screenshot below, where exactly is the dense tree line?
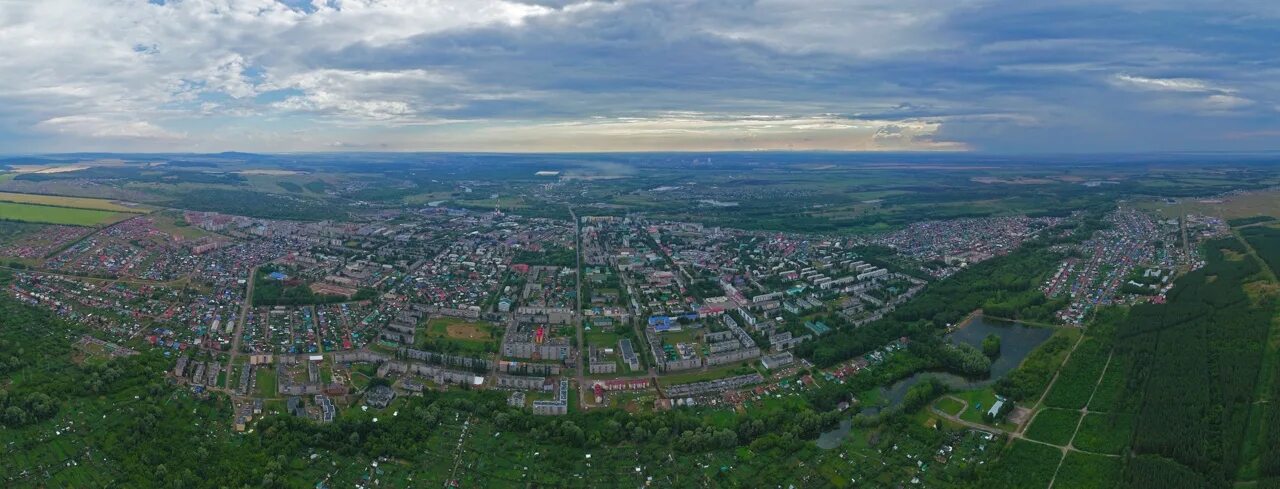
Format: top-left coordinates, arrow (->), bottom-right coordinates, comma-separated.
512,245 -> 577,268
908,337 -> 991,377
0,306 -> 82,429
252,267 -> 350,307
170,188 -> 340,221
1242,225 -> 1280,486
1229,216 -> 1276,227
1242,225 -> 1280,276
1114,239 -> 1277,488
800,244 -> 1066,368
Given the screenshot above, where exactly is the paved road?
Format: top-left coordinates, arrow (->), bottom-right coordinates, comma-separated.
1182,216 -> 1192,261
570,208 -> 587,407
226,265 -> 259,369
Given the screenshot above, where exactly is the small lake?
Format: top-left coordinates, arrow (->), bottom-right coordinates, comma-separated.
816,419 -> 852,449
879,316 -> 1053,408
817,316 -> 1053,449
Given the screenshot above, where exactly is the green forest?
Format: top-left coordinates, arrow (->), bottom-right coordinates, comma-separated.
799,243 -> 1067,368
1114,238 -> 1277,488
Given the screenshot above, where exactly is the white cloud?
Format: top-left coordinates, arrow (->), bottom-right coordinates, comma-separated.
195,54 -> 259,100
1201,94 -> 1254,110
1112,74 -> 1221,93
424,113 -> 966,151
266,69 -> 460,122
0,0 -> 1275,152
0,0 -> 565,144
1111,73 -> 1254,114
700,0 -> 964,57
35,116 -> 185,140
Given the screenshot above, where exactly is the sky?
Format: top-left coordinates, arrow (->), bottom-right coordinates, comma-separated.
0,0 -> 1277,154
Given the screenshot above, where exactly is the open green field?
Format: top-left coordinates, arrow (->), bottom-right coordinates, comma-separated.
658,363 -> 760,386
953,387 -> 1019,431
425,317 -> 496,341
1139,188 -> 1280,221
255,367 -> 278,398
455,196 -> 529,210
416,316 -> 499,355
0,201 -> 132,226
0,191 -> 146,213
403,190 -> 458,204
150,212 -> 211,239
933,396 -> 965,416
659,327 -> 701,344
584,328 -> 624,347
742,393 -> 811,417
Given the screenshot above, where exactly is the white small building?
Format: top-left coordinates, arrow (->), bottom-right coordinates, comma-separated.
987,399 -> 1006,418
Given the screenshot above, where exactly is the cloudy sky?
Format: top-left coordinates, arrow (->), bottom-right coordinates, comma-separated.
0,0 -> 1277,153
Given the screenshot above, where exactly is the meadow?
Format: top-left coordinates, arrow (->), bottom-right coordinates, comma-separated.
0,191 -> 145,213
0,201 -> 132,226
415,317 -> 499,355
426,317 -> 496,342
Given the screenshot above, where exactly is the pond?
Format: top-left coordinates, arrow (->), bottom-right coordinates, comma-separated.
816,419 -> 852,449
817,316 -> 1053,449
879,316 -> 1053,407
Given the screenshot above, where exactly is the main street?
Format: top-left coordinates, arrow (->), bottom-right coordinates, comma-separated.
226,265 -> 258,369
570,208 -> 587,408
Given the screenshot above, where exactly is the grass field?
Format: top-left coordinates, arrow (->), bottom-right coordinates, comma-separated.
1141,189 -> 1280,221
585,328 -> 624,347
933,396 -> 965,416
658,363 -> 760,385
954,387 -> 1019,431
255,367 -> 278,398
659,327 -> 701,344
743,393 -> 810,417
425,317 -> 496,341
150,212 -> 211,239
0,201 -> 132,226
455,196 -> 529,210
416,317 -> 499,355
0,191 -> 145,213
403,191 -> 456,205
